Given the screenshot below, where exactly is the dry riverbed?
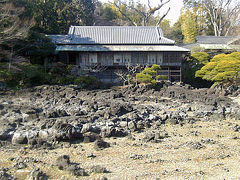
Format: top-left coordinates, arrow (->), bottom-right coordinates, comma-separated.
1,118 -> 240,179
1,83 -> 240,179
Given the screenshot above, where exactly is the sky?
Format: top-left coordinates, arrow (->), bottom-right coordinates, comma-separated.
99,0 -> 184,25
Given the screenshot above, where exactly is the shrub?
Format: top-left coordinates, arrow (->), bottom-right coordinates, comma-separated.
151,64 -> 162,71
182,52 -> 212,88
0,61 -> 100,89
0,63 -> 20,88
228,52 -> 240,60
195,52 -> 240,85
141,67 -> 157,76
53,75 -> 74,85
0,62 -> 75,88
136,64 -> 166,84
156,75 -> 167,80
191,46 -> 205,53
18,63 -> 50,86
136,73 -> 152,83
74,76 -> 98,88
211,54 -> 227,62
191,52 -> 210,65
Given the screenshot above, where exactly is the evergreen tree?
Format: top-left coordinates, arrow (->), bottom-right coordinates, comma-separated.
196,52 -> 240,85
180,8 -> 198,43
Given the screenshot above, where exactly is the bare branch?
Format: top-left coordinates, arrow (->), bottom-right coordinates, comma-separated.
114,69 -> 129,85
202,0 -> 240,36
111,1 -> 138,26
149,0 -> 170,14
111,0 -> 171,26
87,63 -> 108,73
147,0 -> 151,10
156,7 -> 170,26
114,63 -> 142,86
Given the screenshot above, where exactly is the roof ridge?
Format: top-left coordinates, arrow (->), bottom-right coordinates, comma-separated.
70,26 -> 158,28
161,36 -> 175,44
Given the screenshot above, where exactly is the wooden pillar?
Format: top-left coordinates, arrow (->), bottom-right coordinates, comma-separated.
78,53 -> 81,66
180,67 -> 182,82
66,52 -> 69,64
44,57 -> 48,73
168,67 -> 170,81
111,69 -> 113,83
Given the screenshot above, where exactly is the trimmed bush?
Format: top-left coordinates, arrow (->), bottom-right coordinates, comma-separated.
191,52 -> 210,65
195,52 -> 240,85
136,64 -> 166,84
136,73 -> 152,83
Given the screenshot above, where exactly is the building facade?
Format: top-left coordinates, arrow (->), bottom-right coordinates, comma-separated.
182,36 -> 240,54
49,26 -> 189,82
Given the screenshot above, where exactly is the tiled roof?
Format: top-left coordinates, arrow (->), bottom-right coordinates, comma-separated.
49,26 -> 175,45
197,36 -> 240,45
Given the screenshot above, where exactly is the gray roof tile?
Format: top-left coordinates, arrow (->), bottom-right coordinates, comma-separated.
49,26 -> 175,45
197,36 -> 240,44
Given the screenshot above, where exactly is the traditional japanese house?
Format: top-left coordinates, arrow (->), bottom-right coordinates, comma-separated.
49,26 -> 189,82
182,36 -> 240,54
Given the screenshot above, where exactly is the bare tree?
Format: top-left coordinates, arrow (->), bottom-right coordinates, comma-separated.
114,63 -> 143,86
112,0 -> 171,26
114,69 -> 129,86
202,0 -> 240,36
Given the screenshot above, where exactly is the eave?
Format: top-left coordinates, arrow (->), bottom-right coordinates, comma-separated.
56,44 -> 190,52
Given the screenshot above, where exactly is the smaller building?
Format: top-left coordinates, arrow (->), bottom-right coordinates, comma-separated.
49,26 -> 189,82
182,36 -> 240,53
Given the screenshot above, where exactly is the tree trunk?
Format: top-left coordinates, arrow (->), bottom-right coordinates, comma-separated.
8,46 -> 13,71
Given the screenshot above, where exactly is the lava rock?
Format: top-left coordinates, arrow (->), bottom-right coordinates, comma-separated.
90,165 -> 108,173
56,155 -> 88,176
27,168 -> 48,180
56,155 -> 71,170
12,132 -> 28,144
0,168 -> 15,180
94,139 -> 110,151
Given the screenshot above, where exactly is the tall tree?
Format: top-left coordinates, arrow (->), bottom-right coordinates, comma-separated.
183,0 -> 210,35
112,0 -> 171,26
0,1 -> 34,70
202,0 -> 240,36
18,0 -> 95,34
184,0 -> 240,36
160,19 -> 171,37
180,8 -> 198,43
0,2 -> 32,45
168,20 -> 184,44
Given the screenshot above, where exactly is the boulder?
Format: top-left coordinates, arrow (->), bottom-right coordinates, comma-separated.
94,139 -> 110,151
12,132 -> 28,144
56,155 -> 88,176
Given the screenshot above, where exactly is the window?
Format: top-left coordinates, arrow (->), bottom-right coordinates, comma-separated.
157,53 -> 163,64
89,53 -> 97,64
114,53 -> 123,65
123,53 -> 131,64
148,53 -> 156,64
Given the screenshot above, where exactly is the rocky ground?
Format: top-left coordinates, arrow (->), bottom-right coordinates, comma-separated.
0,81 -> 240,179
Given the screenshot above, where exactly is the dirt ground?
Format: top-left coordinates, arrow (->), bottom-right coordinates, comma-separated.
1,118 -> 240,180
